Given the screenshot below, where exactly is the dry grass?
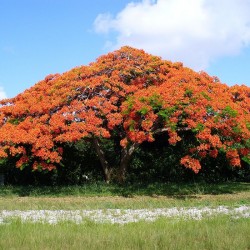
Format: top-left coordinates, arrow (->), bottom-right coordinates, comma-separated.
1,191 -> 249,210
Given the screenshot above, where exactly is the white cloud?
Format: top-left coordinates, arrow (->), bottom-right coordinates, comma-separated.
94,0 -> 250,70
0,86 -> 7,100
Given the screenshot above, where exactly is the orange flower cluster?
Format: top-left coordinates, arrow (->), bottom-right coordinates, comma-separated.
33,161 -> 56,171
168,131 -> 181,145
180,155 -> 202,173
9,146 -> 26,156
16,156 -> 29,168
226,150 -> 241,167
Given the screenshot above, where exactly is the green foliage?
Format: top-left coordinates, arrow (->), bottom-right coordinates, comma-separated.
246,139 -> 250,148
242,156 -> 250,165
0,158 -> 8,172
138,107 -> 148,115
231,124 -> 242,134
157,107 -> 176,121
221,106 -> 238,118
192,123 -> 205,133
201,91 -> 211,101
1,131 -> 249,185
148,94 -> 163,110
184,88 -> 193,97
206,105 -> 217,116
56,140 -> 103,185
246,122 -> 250,131
8,118 -> 20,125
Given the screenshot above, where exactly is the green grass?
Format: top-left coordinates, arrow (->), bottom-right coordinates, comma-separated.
0,182 -> 249,210
1,182 -> 249,197
0,216 -> 249,250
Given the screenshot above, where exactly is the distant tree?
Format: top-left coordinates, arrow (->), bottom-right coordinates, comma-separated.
0,47 -> 249,183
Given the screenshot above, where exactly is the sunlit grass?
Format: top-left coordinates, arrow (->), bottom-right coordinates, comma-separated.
0,182 -> 249,210
0,216 -> 249,250
0,193 -> 249,211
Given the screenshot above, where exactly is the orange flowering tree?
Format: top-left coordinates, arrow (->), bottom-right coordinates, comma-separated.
0,46 -> 249,183
121,70 -> 250,175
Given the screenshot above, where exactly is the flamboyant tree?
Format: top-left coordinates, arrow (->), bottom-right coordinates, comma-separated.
0,46 -> 249,183
121,72 -> 250,175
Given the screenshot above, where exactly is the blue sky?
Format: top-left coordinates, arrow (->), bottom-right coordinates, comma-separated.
1,0 -> 250,99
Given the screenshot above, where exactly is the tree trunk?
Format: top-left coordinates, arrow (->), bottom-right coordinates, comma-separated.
92,138 -> 112,183
92,138 -> 138,184
118,143 -> 139,184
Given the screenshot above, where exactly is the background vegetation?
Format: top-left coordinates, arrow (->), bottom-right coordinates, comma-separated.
1,134 -> 249,186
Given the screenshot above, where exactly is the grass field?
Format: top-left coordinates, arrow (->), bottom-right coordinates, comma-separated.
0,182 -> 249,249
0,216 -> 249,250
0,182 -> 249,210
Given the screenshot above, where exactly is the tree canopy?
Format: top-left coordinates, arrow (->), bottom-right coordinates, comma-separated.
0,46 -> 249,182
